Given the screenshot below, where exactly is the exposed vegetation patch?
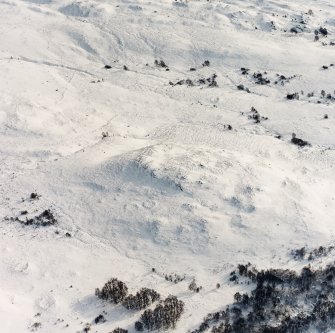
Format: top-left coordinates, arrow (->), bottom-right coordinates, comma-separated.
155,59 -> 169,70
292,245 -> 335,261
274,74 -> 297,85
94,314 -> 106,324
287,90 -> 335,104
11,209 -> 57,227
30,192 -> 40,200
169,74 -> 218,88
164,273 -> 186,284
30,322 -> 42,332
138,295 -> 184,331
237,84 -> 251,93
112,328 -> 128,333
123,288 -> 160,310
192,262 -> 335,333
239,68 -> 297,86
252,72 -> 270,85
95,278 -> 128,304
189,279 -> 203,293
241,107 -> 268,124
291,133 -> 310,147
96,278 -> 161,311
287,92 -> 300,100
95,277 -> 183,331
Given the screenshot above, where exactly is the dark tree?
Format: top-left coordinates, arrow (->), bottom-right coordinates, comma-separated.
134,321 -> 144,331
95,278 -> 128,304
112,328 -> 128,333
140,295 -> 184,331
122,288 -> 160,310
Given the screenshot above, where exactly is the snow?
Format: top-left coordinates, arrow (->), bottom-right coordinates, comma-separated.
0,0 -> 334,332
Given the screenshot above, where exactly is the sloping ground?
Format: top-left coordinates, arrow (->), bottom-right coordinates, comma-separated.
0,0 -> 334,332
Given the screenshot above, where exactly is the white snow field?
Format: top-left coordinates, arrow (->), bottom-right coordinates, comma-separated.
0,0 -> 335,332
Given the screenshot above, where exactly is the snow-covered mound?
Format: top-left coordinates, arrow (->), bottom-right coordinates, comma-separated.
0,0 -> 334,332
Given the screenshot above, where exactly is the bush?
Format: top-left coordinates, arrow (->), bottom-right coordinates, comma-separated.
95,278 -> 128,304
123,288 -> 160,310
94,314 -> 106,324
134,321 -> 144,331
287,92 -> 299,100
164,273 -> 185,284
154,59 -> 168,68
189,280 -> 202,293
112,328 -> 128,333
140,295 -> 184,331
291,133 -> 310,147
15,209 -> 57,227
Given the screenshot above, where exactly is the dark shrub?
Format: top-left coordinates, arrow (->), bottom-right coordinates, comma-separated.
122,288 -> 160,310
94,314 -> 106,324
287,92 -> 299,100
134,321 -> 144,331
140,295 -> 184,331
112,328 -> 128,333
95,278 -> 128,304
291,133 -> 310,147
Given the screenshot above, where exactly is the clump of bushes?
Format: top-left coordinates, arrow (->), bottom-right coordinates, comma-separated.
237,84 -> 251,93
95,278 -> 183,330
288,89 -> 334,105
189,279 -> 202,293
292,245 -> 335,261
165,273 -> 185,284
112,328 -> 128,333
94,314 -> 106,324
239,68 -> 297,87
240,67 -> 250,75
169,74 -> 218,88
30,322 -> 41,331
12,209 -> 57,227
96,278 -> 161,312
154,59 -> 168,69
30,192 -> 39,200
252,72 -> 270,85
274,73 -> 297,86
192,262 -> 335,333
33,209 -> 57,226
291,133 -> 310,147
95,278 -> 128,304
318,26 -> 328,36
287,92 -> 299,100
135,321 -> 144,331
138,296 -> 184,331
123,288 -> 160,310
247,107 -> 268,123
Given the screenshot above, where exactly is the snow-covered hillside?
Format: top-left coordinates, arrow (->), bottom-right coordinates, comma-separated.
0,0 -> 334,332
